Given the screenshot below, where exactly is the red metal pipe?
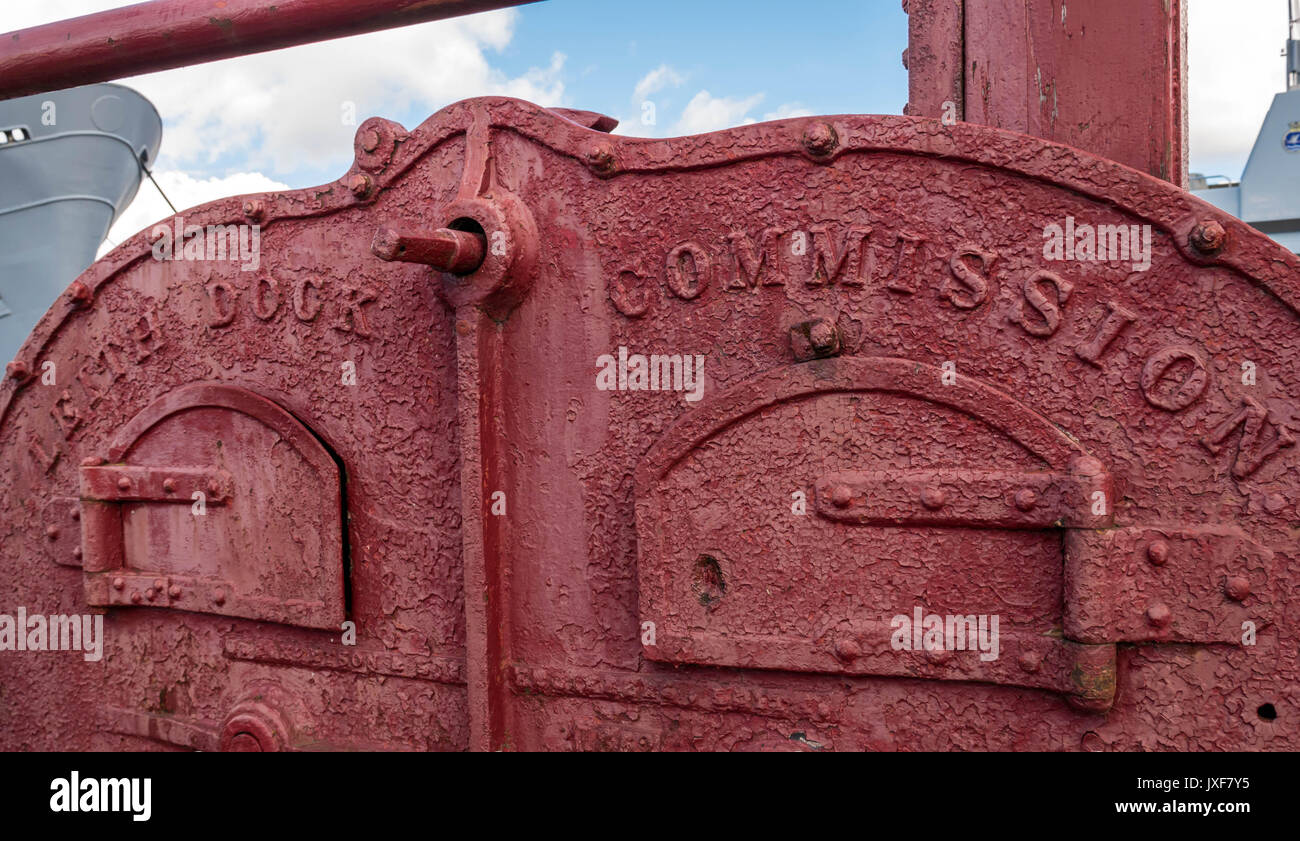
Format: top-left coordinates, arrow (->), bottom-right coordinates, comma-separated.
0,0 -> 542,101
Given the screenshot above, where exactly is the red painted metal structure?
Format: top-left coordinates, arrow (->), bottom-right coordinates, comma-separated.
1,2 -> 1296,751
0,0 -> 540,102
905,0 -> 1187,186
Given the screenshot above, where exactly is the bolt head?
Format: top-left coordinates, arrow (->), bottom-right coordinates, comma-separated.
1190,220 -> 1226,254
347,172 -> 373,198
920,486 -> 946,510
1146,539 -> 1169,565
1014,488 -> 1037,512
1146,603 -> 1173,628
585,143 -> 615,173
802,121 -> 838,157
68,281 -> 93,307
808,319 -> 838,353
1225,576 -> 1250,602
830,483 -> 853,508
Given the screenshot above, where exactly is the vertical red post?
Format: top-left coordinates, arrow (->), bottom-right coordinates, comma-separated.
907,0 -> 1187,187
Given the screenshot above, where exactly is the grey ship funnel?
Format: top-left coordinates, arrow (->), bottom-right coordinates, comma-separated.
0,83 -> 162,364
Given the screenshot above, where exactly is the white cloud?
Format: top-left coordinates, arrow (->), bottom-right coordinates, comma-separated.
1188,0 -> 1289,178
674,90 -> 766,135
763,103 -> 815,121
8,2 -> 566,182
633,64 -> 685,101
98,170 -> 291,257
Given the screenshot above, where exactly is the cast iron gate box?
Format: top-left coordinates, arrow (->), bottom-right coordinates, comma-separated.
1,97 -> 1296,751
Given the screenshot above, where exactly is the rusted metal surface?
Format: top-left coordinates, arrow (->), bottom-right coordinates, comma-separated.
0,0 -> 541,102
905,0 -> 1187,186
2,95 -> 1299,751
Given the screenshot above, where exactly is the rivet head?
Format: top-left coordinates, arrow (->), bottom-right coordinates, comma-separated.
833,638 -> 861,662
154,578 -> 166,591
1225,576 -> 1251,602
1018,651 -> 1042,672
130,591 -> 142,604
920,486 -> 946,510
1146,539 -> 1169,565
1146,603 -> 1173,628
45,525 -> 59,540
145,588 -> 156,601
1013,488 -> 1037,512
70,507 -> 80,521
359,127 -> 381,153
830,484 -> 853,508
926,647 -> 951,664
1189,219 -> 1226,255
168,585 -> 182,599
802,121 -> 838,156
213,589 -> 226,606
162,478 -> 176,493
117,476 -> 132,491
6,360 -> 31,381
112,577 -> 125,590
72,547 -> 82,560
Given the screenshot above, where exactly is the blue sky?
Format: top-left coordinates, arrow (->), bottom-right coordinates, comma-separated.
4,1 -> 1289,249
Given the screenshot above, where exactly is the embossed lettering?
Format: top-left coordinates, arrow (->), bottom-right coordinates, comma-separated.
205,281 -> 238,328
251,275 -> 281,320
335,286 -> 377,338
609,268 -> 649,317
1200,396 -> 1295,479
879,232 -> 925,294
1011,270 -> 1073,337
293,276 -> 323,322
946,246 -> 996,309
1141,346 -> 1209,411
666,243 -> 709,300
808,225 -> 870,287
725,228 -> 785,290
1075,301 -> 1137,367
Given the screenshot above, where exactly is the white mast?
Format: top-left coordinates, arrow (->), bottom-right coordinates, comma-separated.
1289,0 -> 1300,90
